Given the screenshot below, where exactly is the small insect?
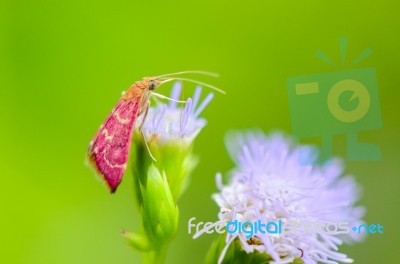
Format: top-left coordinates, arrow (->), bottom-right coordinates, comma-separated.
87,71 -> 224,193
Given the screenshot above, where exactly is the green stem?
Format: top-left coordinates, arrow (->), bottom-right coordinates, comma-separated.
143,245 -> 168,264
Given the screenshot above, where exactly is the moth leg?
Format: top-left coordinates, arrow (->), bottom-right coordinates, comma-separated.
140,129 -> 157,162
152,92 -> 186,103
138,102 -> 156,161
151,95 -> 162,105
138,102 -> 149,131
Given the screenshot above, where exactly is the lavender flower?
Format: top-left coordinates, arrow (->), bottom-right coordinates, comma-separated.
137,81 -> 214,144
207,130 -> 365,264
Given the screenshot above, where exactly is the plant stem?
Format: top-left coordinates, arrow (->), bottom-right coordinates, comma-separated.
143,245 -> 168,264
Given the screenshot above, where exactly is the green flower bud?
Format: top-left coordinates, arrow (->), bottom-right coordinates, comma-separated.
141,164 -> 179,244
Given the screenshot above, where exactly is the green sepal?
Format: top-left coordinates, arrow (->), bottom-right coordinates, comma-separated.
121,230 -> 151,252
206,234 -> 272,264
290,258 -> 305,264
131,131 -> 198,204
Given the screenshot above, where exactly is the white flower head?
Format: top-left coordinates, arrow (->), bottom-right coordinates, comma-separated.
212,130 -> 365,264
138,82 -> 214,144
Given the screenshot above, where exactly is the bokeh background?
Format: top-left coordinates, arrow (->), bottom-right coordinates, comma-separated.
1,0 -> 399,263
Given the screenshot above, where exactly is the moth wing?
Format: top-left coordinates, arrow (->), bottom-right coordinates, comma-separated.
87,98 -> 140,192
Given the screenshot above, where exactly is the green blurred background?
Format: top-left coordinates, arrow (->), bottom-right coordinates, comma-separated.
1,0 -> 399,263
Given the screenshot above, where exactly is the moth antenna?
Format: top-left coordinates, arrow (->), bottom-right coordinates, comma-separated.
157,70 -> 219,78
152,92 -> 187,103
160,77 -> 226,94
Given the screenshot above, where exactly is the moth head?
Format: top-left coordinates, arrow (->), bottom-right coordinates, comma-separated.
147,78 -> 161,91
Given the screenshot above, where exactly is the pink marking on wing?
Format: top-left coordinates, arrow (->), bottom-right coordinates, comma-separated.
87,98 -> 140,192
